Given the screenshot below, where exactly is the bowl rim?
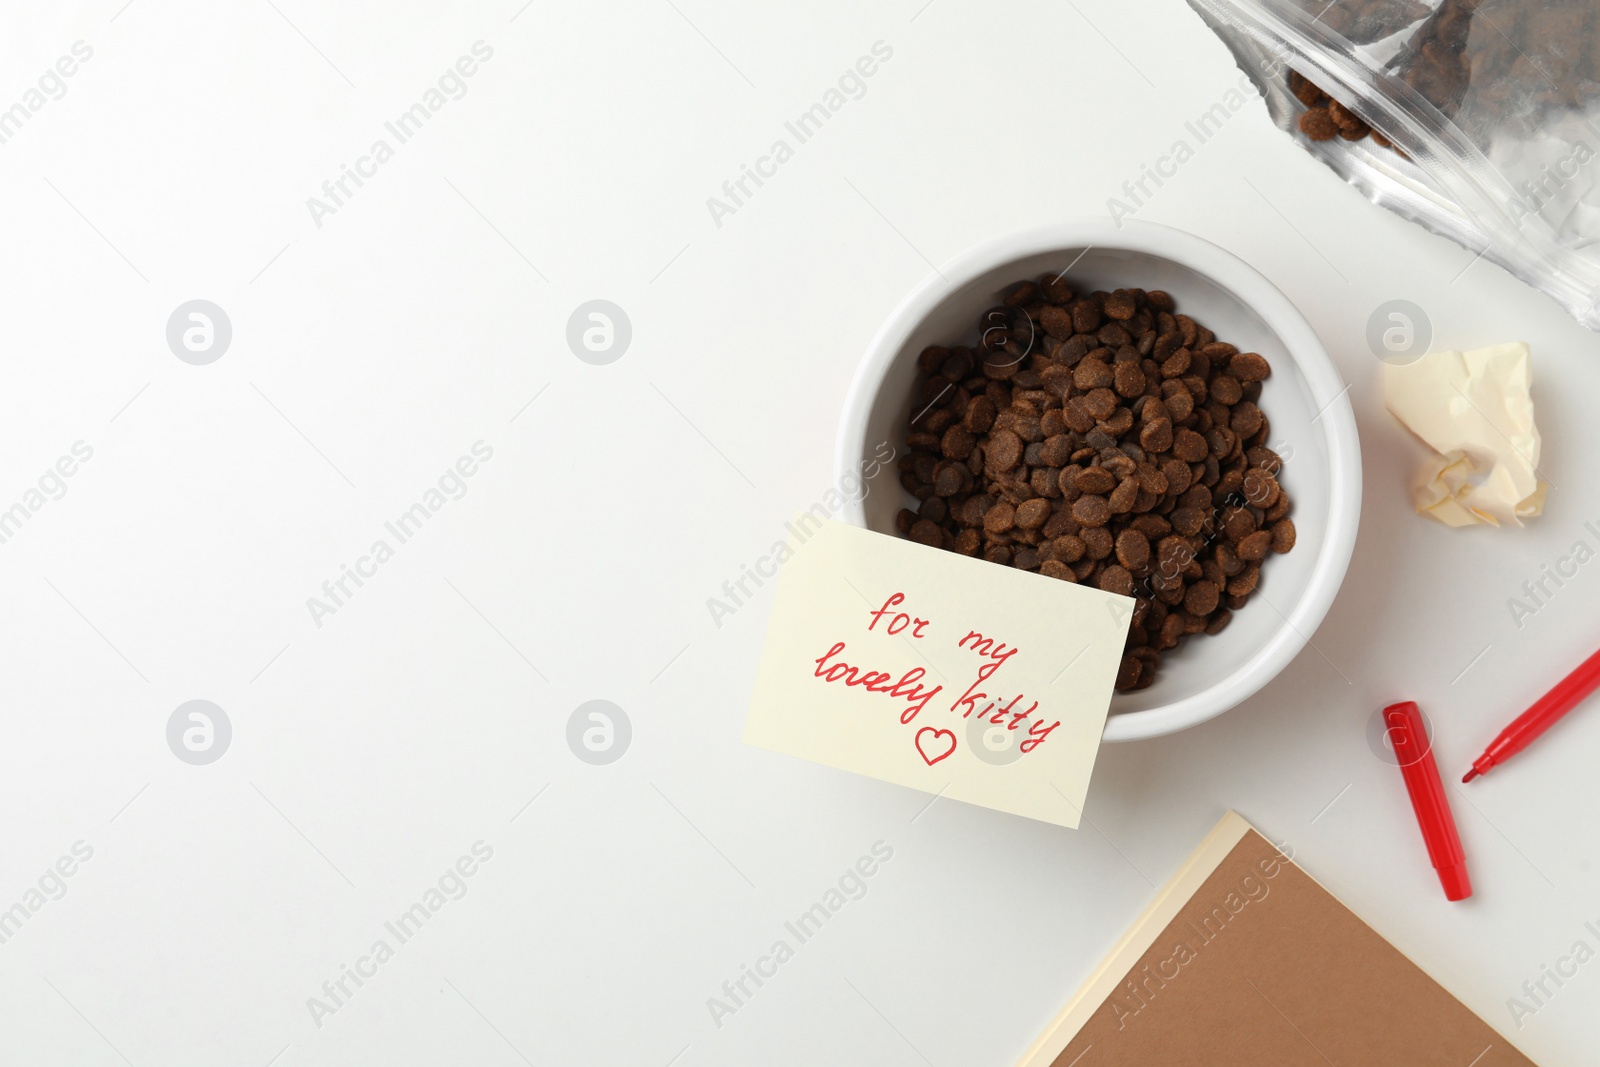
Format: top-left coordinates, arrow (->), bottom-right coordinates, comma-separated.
835,218 -> 1361,741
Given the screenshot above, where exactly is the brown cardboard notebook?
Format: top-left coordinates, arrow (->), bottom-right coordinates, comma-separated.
1019,812 -> 1537,1067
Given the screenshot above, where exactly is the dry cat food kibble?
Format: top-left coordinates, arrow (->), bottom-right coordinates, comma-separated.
894,278 -> 1294,691
1290,70 -> 1398,150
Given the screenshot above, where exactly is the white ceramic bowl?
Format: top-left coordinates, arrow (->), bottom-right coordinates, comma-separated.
836,220 -> 1360,741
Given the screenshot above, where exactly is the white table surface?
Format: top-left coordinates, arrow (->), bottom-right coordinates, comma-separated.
3,1 -> 1598,1064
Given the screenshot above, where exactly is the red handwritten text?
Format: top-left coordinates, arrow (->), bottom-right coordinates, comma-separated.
867,592 -> 930,638
807,594 -> 1061,760
813,642 -> 943,724
950,629 -> 1060,753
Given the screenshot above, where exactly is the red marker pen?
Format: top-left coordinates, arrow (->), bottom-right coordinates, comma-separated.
1384,701 -> 1471,901
1464,644 -> 1600,781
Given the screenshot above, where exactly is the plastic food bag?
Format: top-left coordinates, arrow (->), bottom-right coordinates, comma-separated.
1188,0 -> 1600,329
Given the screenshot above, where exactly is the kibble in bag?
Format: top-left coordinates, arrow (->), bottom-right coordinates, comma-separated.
1189,0 -> 1600,329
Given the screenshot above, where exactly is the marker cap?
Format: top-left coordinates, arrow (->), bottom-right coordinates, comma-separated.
1383,701 -> 1473,903
1437,862 -> 1472,902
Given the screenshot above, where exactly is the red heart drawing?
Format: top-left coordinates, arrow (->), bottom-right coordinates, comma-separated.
915,727 -> 957,766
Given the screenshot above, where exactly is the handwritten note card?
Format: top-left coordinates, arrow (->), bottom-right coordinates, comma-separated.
744,519 -> 1134,828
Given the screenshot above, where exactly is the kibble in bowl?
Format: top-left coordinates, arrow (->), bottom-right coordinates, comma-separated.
836,221 -> 1361,741
894,281 -> 1297,694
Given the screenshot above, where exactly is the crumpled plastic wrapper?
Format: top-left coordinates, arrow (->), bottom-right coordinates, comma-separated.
1384,342 -> 1548,528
